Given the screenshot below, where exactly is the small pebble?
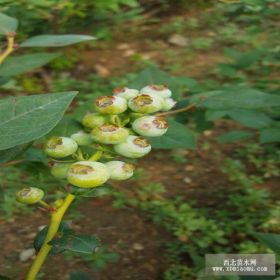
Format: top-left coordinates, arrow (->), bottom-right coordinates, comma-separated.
132,243 -> 144,251
19,248 -> 35,262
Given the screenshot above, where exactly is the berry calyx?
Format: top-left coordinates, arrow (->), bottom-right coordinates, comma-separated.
95,96 -> 127,115
162,98 -> 176,111
140,84 -> 172,99
132,116 -> 169,137
51,163 -> 72,179
16,187 -> 44,205
106,161 -> 135,180
91,124 -> 129,144
128,93 -> 164,114
82,113 -> 107,128
113,87 -> 139,100
71,131 -> 93,146
114,135 -> 151,158
67,161 -> 110,188
45,137 -> 78,158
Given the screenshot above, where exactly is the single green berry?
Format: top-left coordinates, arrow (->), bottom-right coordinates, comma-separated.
161,98 -> 176,111
82,113 -> 107,128
106,161 -> 135,180
71,131 -> 93,146
132,116 -> 169,137
128,93 -> 164,114
16,187 -> 44,204
113,87 -> 139,100
67,161 -> 110,188
140,85 -> 172,99
45,137 -> 78,158
91,124 -> 129,144
114,135 -> 151,158
51,163 -> 72,179
95,95 -> 127,114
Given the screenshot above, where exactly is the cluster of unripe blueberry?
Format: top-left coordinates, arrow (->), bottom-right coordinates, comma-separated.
16,85 -> 176,204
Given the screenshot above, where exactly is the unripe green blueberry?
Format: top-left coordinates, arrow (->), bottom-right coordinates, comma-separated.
113,87 -> 139,100
106,161 -> 135,180
132,116 -> 169,137
67,161 -> 110,188
71,131 -> 93,146
91,124 -> 129,144
161,98 -> 176,111
82,113 -> 107,129
16,187 -> 44,204
95,96 -> 127,115
114,135 -> 151,158
51,163 -> 72,179
140,85 -> 172,99
45,137 -> 78,158
128,93 -> 164,114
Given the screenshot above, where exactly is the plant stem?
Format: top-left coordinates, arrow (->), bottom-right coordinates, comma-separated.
0,35 -> 15,64
156,103 -> 196,117
25,193 -> 75,280
89,150 -> 103,161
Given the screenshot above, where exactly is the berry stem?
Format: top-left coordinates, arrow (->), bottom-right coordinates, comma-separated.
25,193 -> 75,280
156,103 -> 196,117
0,34 -> 15,64
38,200 -> 51,209
89,150 -> 103,161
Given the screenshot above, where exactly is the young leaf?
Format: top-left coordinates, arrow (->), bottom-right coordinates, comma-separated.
259,128 -> 280,143
72,184 -> 113,197
149,119 -> 196,149
50,234 -> 100,254
0,52 -> 60,77
218,131 -> 254,143
0,13 -> 18,35
34,221 -> 73,254
21,34 -> 95,48
0,92 -> 77,150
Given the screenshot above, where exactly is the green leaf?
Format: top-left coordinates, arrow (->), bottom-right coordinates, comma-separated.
50,234 -> 100,255
0,52 -> 60,77
149,119 -> 196,149
21,34 -> 95,48
0,13 -> 18,35
259,128 -> 280,143
200,88 -> 280,110
218,131 -> 254,143
227,109 -> 272,129
70,271 -> 93,280
34,221 -> 73,254
0,143 -> 31,163
0,91 -> 77,150
254,232 -> 280,255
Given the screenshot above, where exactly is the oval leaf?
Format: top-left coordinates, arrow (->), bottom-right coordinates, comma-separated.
0,13 -> 18,35
0,91 -> 78,150
21,34 -> 95,48
0,52 -> 60,77
70,272 -> 93,280
259,128 -> 280,143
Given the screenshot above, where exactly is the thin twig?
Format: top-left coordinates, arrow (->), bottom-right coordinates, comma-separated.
0,33 -> 16,64
157,103 -> 196,117
0,159 -> 24,168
